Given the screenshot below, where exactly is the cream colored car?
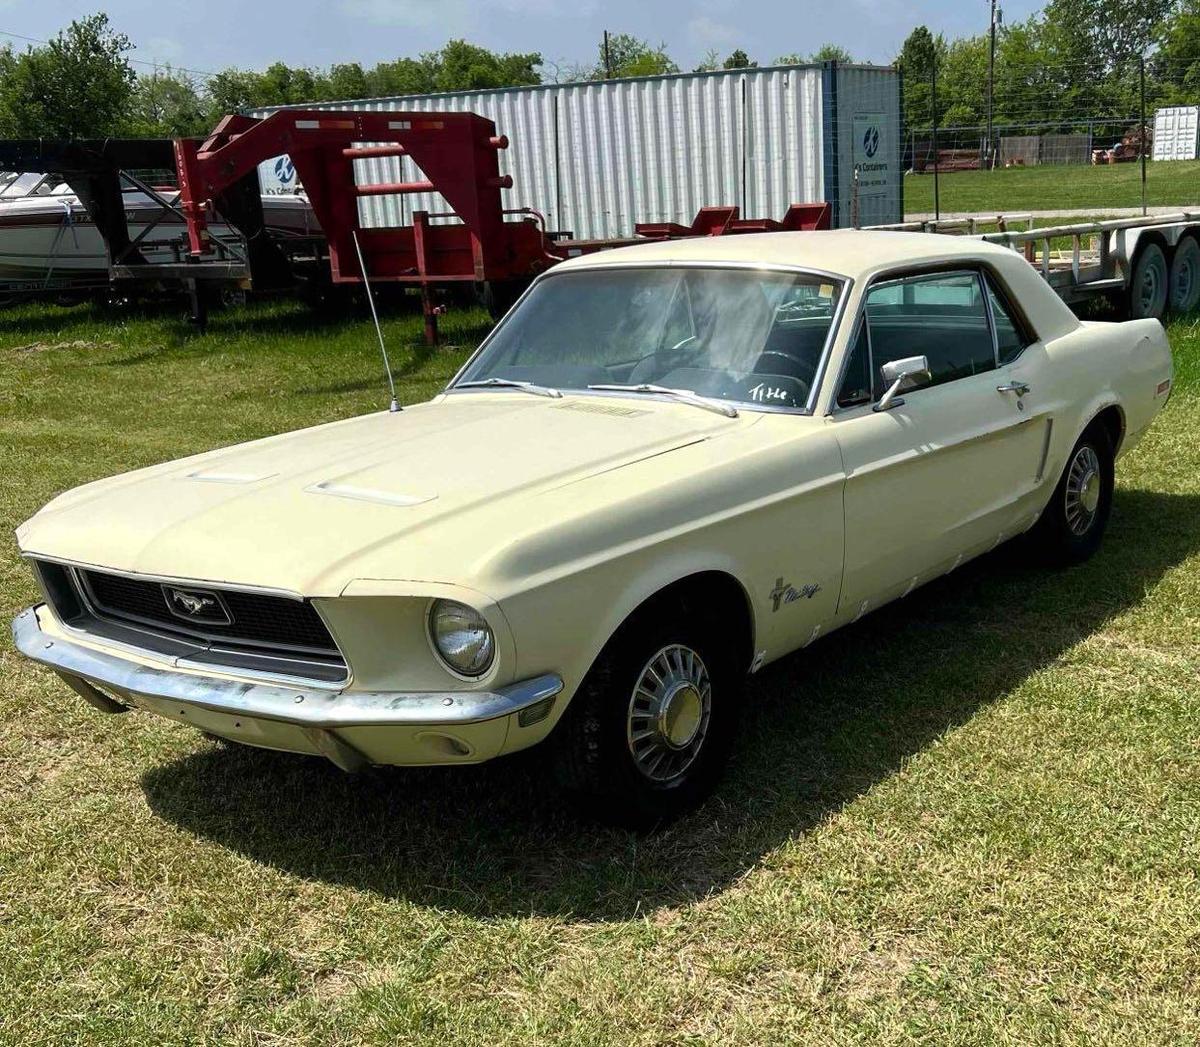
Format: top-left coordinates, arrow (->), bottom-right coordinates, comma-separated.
13,231 -> 1173,823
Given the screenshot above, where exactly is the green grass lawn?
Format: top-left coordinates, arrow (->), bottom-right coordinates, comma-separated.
904,158 -> 1200,216
2,297 -> 1200,1044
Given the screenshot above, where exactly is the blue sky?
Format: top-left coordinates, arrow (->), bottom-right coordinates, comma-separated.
2,0 -> 1047,79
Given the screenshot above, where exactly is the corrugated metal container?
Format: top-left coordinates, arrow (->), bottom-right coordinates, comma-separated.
1153,106 -> 1199,162
253,62 -> 901,237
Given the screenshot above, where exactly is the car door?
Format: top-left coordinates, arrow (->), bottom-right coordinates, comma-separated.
829,267 -> 1052,619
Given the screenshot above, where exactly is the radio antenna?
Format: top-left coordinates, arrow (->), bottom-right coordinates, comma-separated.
352,229 -> 400,413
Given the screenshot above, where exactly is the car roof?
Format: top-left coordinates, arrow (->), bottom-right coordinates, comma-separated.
550,228 -> 1083,343
554,229 -> 1020,282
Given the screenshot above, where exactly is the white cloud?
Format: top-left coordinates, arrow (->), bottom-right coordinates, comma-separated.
340,0 -> 583,27
140,36 -> 184,63
340,0 -> 454,27
687,15 -> 738,47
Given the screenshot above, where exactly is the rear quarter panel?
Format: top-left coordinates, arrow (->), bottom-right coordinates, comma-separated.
1034,318 -> 1172,482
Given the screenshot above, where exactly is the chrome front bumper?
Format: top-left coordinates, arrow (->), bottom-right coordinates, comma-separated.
12,605 -> 563,771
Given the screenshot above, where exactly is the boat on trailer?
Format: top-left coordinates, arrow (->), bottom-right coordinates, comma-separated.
0,172 -> 317,296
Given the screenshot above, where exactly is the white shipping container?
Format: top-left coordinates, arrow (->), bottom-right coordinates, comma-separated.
1153,106 -> 1199,162
251,63 -> 901,239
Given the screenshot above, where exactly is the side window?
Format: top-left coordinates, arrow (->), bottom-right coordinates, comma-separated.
864,271 -> 995,395
836,320 -> 872,408
986,273 -> 1034,364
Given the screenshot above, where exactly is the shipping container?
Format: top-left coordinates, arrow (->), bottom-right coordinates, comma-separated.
252,62 -> 902,237
1153,106 -> 1200,162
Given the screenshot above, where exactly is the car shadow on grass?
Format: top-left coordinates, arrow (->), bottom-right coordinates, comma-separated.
141,487 -> 1200,921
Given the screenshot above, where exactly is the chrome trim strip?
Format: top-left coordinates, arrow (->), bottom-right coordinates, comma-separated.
21,552 -> 306,601
13,605 -> 562,728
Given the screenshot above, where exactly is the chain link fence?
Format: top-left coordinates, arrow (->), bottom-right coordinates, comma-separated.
901,55 -> 1199,219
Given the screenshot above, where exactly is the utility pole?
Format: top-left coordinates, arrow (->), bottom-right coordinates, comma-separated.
603,30 -> 613,79
932,61 -> 940,221
986,0 -> 998,170
1140,54 -> 1148,216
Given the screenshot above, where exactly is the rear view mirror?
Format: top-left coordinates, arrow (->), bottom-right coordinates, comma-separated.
875,355 -> 931,412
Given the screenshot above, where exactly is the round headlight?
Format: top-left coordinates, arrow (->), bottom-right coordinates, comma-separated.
428,599 -> 495,677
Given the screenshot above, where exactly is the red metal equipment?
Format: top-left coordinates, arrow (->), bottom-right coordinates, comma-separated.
174,108 -> 832,343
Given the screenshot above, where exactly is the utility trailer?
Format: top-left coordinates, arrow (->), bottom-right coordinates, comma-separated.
176,108 -> 831,342
874,212 -> 1200,321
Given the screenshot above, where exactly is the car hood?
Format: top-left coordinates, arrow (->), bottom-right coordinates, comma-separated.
17,393 -> 748,596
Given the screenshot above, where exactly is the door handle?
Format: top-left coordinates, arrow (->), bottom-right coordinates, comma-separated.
997,381 -> 1030,397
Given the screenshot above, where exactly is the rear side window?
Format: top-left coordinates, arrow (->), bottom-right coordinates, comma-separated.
986,274 -> 1034,364
864,271 -> 995,394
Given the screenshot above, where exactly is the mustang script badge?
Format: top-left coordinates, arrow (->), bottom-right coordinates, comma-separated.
162,585 -> 232,626
769,577 -> 821,612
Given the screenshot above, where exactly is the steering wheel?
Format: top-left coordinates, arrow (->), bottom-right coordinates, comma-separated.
753,349 -> 818,391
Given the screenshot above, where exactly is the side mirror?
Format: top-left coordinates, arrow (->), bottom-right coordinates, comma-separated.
874,355 -> 931,412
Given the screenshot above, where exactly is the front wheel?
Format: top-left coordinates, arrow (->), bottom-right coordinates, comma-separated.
551,609 -> 739,827
1026,427 -> 1114,565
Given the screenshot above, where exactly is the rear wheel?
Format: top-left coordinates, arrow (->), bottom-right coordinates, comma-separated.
552,604 -> 739,827
1026,426 -> 1114,565
1169,236 -> 1200,315
1128,242 -> 1168,320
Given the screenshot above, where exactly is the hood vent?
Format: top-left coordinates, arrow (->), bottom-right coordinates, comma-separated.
553,400 -> 650,418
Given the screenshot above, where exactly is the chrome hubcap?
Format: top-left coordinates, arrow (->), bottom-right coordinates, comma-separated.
1065,445 -> 1102,536
627,644 -> 712,782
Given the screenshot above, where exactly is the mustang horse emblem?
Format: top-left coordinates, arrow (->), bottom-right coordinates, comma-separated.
163,586 -> 232,625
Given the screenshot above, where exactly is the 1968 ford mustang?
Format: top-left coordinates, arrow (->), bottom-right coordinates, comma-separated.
12,231 -> 1173,823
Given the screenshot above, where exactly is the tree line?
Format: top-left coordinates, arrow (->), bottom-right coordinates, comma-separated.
0,6 -> 1197,141
898,0 -> 1200,131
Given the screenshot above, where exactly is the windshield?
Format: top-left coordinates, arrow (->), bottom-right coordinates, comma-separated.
454,266 -> 846,411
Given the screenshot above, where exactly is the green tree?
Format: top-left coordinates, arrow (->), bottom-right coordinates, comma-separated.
1152,0 -> 1200,103
895,25 -> 943,129
430,39 -> 542,91
938,34 -> 989,126
326,62 -> 368,101
364,57 -> 437,97
205,68 -> 269,121
593,33 -> 679,79
129,67 -> 207,136
723,49 -> 756,69
0,13 -> 136,138
773,44 -> 855,64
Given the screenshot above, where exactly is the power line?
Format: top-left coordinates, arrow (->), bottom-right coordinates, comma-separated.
0,28 -> 221,80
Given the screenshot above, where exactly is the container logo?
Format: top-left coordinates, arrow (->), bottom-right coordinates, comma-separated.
274,156 -> 296,184
862,125 -> 880,158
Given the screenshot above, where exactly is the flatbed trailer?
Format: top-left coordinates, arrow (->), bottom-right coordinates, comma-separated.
873,212 -> 1200,320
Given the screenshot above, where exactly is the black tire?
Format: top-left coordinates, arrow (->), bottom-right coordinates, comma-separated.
1169,235 -> 1200,315
551,600 -> 740,827
1128,242 -> 1169,320
1026,425 -> 1114,565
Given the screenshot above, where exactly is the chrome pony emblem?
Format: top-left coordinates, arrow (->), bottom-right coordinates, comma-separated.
162,585 -> 232,626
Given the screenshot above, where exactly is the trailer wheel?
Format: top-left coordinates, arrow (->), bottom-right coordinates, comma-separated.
1128,242 -> 1169,321
1169,236 -> 1200,315
478,279 -> 528,321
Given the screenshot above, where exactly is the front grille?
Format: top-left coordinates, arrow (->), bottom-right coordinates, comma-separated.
77,568 -> 339,654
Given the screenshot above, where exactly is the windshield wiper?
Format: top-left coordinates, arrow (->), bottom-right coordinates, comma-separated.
456,377 -> 562,399
588,383 -> 739,418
